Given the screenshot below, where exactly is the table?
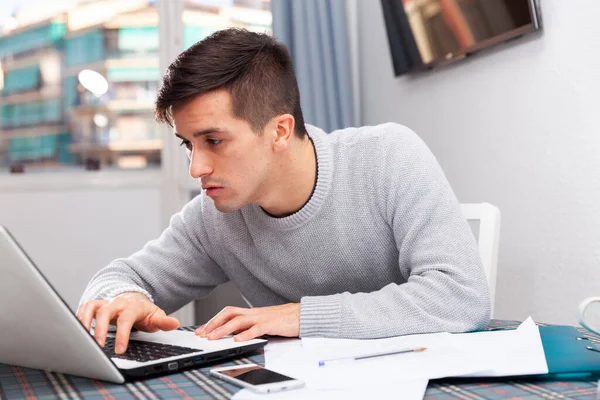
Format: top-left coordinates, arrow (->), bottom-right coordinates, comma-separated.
2,321 -> 599,400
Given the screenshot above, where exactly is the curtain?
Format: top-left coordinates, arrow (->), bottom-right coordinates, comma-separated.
271,0 -> 354,133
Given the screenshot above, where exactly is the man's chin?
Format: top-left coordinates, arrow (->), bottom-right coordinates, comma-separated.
212,200 -> 243,213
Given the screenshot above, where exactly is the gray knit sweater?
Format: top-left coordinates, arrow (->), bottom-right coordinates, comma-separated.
81,123 -> 491,338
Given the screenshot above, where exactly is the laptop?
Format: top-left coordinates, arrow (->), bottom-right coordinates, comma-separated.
0,225 -> 267,383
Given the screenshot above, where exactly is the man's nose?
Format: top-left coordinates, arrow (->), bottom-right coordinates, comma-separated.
189,151 -> 212,179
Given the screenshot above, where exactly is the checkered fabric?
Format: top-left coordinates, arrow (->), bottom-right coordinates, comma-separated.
1,321 -> 599,400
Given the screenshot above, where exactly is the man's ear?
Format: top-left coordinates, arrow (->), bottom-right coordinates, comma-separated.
271,114 -> 295,152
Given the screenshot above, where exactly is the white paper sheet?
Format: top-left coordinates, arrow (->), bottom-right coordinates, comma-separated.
262,337 -> 304,369
296,333 -> 487,385
300,317 -> 547,381
452,317 -> 549,377
232,337 -> 428,399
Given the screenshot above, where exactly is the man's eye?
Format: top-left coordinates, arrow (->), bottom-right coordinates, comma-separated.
207,139 -> 222,146
179,140 -> 192,150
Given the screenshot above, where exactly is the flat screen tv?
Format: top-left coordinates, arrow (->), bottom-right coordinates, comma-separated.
381,0 -> 542,76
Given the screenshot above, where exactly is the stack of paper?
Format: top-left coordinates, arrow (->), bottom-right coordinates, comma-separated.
232,317 -> 547,400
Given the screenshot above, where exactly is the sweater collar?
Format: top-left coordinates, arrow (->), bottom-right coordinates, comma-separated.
248,124 -> 333,230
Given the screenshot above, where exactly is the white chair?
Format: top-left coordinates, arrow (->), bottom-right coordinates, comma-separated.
460,203 -> 501,317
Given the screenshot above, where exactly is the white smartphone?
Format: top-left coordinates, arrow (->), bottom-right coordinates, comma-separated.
209,364 -> 305,393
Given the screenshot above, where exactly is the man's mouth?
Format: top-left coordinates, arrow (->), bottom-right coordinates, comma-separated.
202,186 -> 223,196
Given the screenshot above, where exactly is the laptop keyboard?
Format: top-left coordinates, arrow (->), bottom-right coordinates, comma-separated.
103,337 -> 200,362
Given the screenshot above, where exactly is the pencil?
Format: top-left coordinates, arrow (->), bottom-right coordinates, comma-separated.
318,347 -> 427,367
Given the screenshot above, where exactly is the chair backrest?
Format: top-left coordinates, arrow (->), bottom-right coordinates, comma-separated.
460,203 -> 501,317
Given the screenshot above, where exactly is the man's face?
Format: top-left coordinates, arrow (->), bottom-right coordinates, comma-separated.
172,90 -> 274,213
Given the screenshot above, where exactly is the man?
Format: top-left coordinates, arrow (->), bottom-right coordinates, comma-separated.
78,28 -> 490,355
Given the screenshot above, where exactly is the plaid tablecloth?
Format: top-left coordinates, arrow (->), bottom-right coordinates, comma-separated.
2,321 -> 599,400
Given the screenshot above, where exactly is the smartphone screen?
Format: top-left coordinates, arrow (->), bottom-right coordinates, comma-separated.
218,365 -> 296,385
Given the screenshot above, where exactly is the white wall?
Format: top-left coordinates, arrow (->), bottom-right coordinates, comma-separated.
0,182 -> 161,310
358,0 -> 600,325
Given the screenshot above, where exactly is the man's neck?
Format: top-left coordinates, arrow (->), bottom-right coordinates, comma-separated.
259,135 -> 317,218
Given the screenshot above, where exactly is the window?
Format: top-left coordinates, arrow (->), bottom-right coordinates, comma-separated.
0,0 -> 271,174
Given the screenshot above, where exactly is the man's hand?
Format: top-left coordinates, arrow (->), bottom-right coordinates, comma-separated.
76,292 -> 180,354
195,303 -> 300,341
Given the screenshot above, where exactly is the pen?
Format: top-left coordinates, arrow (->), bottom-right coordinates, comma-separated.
318,347 -> 427,367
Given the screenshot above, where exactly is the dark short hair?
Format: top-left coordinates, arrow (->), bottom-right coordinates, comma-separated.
155,28 -> 307,137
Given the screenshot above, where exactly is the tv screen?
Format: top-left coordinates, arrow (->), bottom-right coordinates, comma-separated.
381,0 -> 542,76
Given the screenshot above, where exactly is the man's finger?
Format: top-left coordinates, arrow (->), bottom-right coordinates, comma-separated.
135,308 -> 179,332
194,324 -> 206,336
155,314 -> 180,331
114,310 -> 139,354
207,316 -> 252,340
203,306 -> 249,336
234,324 -> 264,342
79,300 -> 107,332
94,300 -> 126,347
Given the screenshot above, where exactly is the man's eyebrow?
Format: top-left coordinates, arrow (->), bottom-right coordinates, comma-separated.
174,128 -> 227,140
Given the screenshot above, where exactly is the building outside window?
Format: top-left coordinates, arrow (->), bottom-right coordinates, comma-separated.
0,0 -> 271,174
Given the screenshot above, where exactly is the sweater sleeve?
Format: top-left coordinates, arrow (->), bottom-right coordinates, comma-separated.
300,125 -> 491,338
79,196 -> 228,314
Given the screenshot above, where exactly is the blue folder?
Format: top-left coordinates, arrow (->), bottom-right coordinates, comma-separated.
445,324 -> 600,381
539,325 -> 600,379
